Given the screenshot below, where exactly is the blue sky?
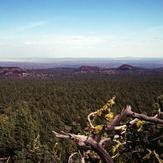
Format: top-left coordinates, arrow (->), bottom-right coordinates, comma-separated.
0,0 -> 163,59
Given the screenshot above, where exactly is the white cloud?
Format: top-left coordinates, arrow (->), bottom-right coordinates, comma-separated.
0,31 -> 163,58
145,25 -> 163,33
24,35 -> 106,46
16,21 -> 48,31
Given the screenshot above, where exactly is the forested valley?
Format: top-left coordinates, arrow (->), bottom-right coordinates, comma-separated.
0,73 -> 163,162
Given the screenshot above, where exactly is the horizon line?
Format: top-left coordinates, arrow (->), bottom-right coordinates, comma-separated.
0,56 -> 163,59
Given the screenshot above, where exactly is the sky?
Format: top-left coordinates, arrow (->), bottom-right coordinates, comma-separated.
0,0 -> 163,59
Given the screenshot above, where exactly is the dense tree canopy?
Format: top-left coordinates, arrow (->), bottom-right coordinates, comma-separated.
0,73 -> 163,162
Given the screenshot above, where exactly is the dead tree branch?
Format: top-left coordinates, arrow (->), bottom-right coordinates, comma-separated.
53,131 -> 113,163
53,105 -> 163,163
106,105 -> 163,131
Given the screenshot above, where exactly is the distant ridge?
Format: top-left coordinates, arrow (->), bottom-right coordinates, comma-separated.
77,66 -> 100,73
0,63 -> 163,78
0,67 -> 26,77
117,64 -> 141,71
1,57 -> 163,69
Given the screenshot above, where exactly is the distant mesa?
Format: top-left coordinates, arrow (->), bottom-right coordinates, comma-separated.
77,66 -> 100,73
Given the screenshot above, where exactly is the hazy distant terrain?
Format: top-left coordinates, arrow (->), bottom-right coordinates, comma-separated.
0,57 -> 163,69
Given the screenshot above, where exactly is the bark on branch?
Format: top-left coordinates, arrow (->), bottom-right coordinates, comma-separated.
53,131 -> 113,163
106,105 -> 163,131
53,105 -> 163,163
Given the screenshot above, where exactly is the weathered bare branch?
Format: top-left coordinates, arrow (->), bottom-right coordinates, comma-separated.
53,105 -> 163,163
52,131 -> 70,139
99,138 -> 111,146
106,105 -> 163,131
68,152 -> 78,163
0,157 -> 9,161
128,108 -> 163,124
53,131 -> 113,163
88,112 -> 95,128
84,138 -> 113,163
